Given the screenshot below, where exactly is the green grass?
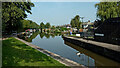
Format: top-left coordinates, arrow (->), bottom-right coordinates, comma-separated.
2,37 -> 69,67
67,34 -> 75,36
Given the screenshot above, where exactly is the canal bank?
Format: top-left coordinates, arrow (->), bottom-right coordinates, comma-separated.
64,41 -> 120,67
15,37 -> 86,68
62,36 -> 120,63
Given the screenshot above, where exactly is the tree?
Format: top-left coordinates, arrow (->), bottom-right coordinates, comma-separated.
95,2 -> 120,21
70,15 -> 82,32
2,1 -> 34,33
51,26 -> 55,30
21,20 -> 39,30
40,22 -> 45,33
70,19 -> 75,28
50,26 -> 56,33
45,22 -> 51,29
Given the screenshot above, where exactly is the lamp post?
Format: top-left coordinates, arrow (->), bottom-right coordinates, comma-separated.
80,17 -> 84,23
80,17 -> 84,28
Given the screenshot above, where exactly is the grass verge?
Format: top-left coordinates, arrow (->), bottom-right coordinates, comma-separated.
67,34 -> 81,38
2,37 -> 69,68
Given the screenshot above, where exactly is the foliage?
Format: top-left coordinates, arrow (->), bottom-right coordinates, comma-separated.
39,33 -> 45,38
70,19 -> 75,28
40,22 -> 45,29
54,29 -> 60,33
95,2 -> 120,21
51,34 -> 55,38
39,32 -> 61,38
59,27 -> 67,31
45,22 -> 51,29
2,37 -> 68,67
40,22 -> 45,32
44,33 -> 50,39
26,31 -> 40,42
2,1 -> 34,33
21,20 -> 39,29
47,30 -> 50,33
51,25 -> 56,30
70,15 -> 82,29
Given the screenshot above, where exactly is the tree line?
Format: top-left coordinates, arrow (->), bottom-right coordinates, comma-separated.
21,20 -> 39,29
40,22 -> 51,32
2,1 -> 120,34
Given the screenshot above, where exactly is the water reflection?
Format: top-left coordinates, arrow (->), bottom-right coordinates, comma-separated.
24,32 -> 62,42
44,33 -> 50,39
39,33 -> 44,39
64,41 -> 120,67
24,32 -> 39,42
21,32 -> 120,67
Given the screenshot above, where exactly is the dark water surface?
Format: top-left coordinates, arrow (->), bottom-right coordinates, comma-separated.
24,32 -> 120,67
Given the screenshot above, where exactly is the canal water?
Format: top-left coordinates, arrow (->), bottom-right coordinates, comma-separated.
23,32 -> 120,67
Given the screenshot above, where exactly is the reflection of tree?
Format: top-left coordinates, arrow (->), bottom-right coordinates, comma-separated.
39,32 -> 62,38
40,22 -> 45,33
27,31 -> 39,42
59,33 -> 61,36
55,33 -> 58,36
24,32 -> 62,42
44,33 -> 50,39
50,34 -> 55,38
39,33 -> 45,39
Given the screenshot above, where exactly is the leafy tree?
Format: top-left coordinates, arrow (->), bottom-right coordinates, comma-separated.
60,27 -> 67,31
45,22 -> 51,29
70,19 -> 75,28
70,15 -> 82,32
2,1 -> 34,33
56,26 -> 60,29
95,2 -> 120,21
40,22 -> 45,33
51,25 -> 55,30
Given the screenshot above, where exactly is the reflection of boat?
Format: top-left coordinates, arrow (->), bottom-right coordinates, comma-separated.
64,41 -> 120,67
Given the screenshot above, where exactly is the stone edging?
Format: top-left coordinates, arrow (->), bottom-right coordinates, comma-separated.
15,37 -> 86,68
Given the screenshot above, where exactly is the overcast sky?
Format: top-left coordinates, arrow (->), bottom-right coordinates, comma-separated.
26,2 -> 98,26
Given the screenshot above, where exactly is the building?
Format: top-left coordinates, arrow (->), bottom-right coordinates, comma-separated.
82,20 -> 94,32
94,17 -> 120,45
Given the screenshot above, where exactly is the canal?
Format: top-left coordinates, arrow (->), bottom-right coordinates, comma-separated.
23,32 -> 120,67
